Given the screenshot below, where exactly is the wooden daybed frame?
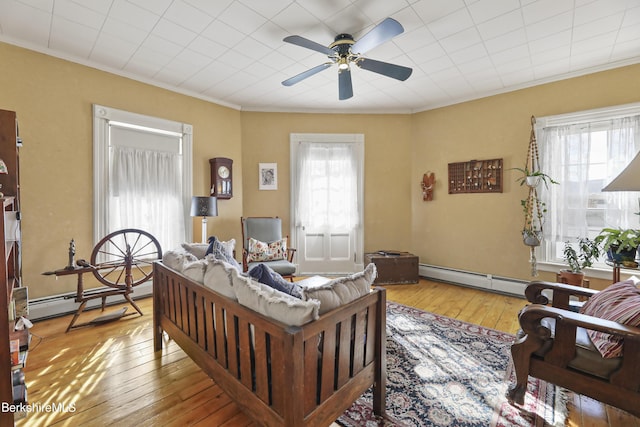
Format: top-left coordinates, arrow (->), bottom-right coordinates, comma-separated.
153,261 -> 387,427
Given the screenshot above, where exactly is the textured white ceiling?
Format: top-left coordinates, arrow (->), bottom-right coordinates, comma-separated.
1,0 -> 639,113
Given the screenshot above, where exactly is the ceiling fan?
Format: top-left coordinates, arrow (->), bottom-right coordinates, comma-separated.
281,17 -> 413,101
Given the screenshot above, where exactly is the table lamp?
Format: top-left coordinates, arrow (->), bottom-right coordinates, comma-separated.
190,196 -> 218,243
602,151 -> 640,191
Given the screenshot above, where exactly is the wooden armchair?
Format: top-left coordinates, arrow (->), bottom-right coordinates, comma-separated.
508,280 -> 640,417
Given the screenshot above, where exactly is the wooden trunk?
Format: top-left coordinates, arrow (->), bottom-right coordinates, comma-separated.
364,252 -> 419,285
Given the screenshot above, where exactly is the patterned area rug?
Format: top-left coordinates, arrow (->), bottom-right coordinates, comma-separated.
337,302 -> 570,427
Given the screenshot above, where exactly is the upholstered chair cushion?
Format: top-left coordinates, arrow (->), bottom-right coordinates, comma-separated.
580,280 -> 640,358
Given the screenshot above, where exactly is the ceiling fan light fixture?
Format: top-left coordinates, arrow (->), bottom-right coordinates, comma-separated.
338,57 -> 350,70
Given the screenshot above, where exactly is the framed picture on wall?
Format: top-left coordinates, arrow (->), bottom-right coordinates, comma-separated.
259,163 -> 277,190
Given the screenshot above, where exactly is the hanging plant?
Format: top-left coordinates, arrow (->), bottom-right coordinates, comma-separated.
516,116 -> 558,276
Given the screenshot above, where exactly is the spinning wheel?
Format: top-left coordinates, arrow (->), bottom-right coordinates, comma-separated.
43,228 -> 162,332
89,228 -> 162,288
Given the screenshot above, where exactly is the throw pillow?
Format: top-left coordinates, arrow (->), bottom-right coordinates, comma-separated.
300,263 -> 377,315
206,236 -> 242,271
248,263 -> 302,299
246,237 -> 287,263
162,249 -> 198,272
203,258 -> 243,300
579,280 -> 640,358
182,259 -> 208,284
181,242 -> 209,259
234,275 -> 320,326
183,238 -> 235,260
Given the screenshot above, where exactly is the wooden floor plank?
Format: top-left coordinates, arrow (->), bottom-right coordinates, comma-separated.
16,278 -> 638,427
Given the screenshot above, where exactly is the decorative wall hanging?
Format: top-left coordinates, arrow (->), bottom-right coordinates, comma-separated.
421,172 -> 435,201
448,158 -> 503,194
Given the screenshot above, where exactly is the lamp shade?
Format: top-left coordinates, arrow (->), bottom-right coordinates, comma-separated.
602,151 -> 640,191
190,196 -> 218,217
0,159 -> 8,174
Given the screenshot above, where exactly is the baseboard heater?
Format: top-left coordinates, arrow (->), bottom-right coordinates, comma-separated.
419,264 -> 528,297
27,282 -> 153,321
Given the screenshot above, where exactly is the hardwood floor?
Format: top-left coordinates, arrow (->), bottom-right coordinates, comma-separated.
16,279 -> 639,426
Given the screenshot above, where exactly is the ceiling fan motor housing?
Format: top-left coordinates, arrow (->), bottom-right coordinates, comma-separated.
331,33 -> 355,57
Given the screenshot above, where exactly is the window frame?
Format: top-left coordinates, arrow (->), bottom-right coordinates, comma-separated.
93,104 -> 193,246
534,102 -> 640,279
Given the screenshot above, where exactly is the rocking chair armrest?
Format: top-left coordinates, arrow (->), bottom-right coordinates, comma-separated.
519,304 -> 640,341
525,280 -> 599,309
242,248 -> 249,272
286,247 -> 296,263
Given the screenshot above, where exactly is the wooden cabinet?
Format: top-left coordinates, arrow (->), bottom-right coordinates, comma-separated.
0,109 -> 24,426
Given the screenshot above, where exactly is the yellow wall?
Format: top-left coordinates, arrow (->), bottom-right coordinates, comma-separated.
2,40 -> 639,299
240,112 -> 413,251
410,64 -> 640,290
0,42 -> 243,298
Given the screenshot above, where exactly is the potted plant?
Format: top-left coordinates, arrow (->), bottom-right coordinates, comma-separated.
560,237 -> 601,285
520,194 -> 549,247
512,167 -> 559,189
594,228 -> 640,266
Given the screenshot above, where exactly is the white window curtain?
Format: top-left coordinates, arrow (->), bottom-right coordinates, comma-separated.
94,105 -> 193,252
109,145 -> 185,250
539,116 -> 640,252
295,142 -> 359,230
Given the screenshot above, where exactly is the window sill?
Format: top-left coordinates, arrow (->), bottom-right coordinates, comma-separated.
536,261 -> 640,281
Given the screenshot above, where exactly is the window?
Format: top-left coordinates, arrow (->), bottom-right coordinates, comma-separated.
536,103 -> 640,270
93,105 -> 193,251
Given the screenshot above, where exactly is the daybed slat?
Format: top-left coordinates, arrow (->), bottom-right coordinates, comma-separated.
167,278 -> 177,324
365,300 -> 377,366
162,275 -> 170,320
226,310 -> 240,378
204,300 -> 215,356
215,306 -> 227,366
187,287 -> 197,340
320,325 -> 337,402
253,329 -> 269,404
337,319 -> 352,388
303,333 -> 320,415
352,309 -> 367,375
195,294 -> 206,349
238,318 -> 253,390
179,283 -> 189,332
269,334 -> 285,416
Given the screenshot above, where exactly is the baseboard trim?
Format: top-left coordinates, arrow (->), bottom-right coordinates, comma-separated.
28,282 -> 153,321
419,264 -> 527,297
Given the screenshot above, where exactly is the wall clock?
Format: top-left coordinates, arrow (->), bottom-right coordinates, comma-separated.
209,157 -> 233,199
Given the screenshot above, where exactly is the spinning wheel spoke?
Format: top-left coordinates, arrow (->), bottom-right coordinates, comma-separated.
90,229 -> 162,288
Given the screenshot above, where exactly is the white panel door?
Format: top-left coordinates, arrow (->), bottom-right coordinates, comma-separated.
290,134 -> 364,275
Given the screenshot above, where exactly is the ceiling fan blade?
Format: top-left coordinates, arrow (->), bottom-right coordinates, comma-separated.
282,63 -> 333,86
283,35 -> 336,56
338,68 -> 353,100
357,58 -> 413,81
351,17 -> 404,55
